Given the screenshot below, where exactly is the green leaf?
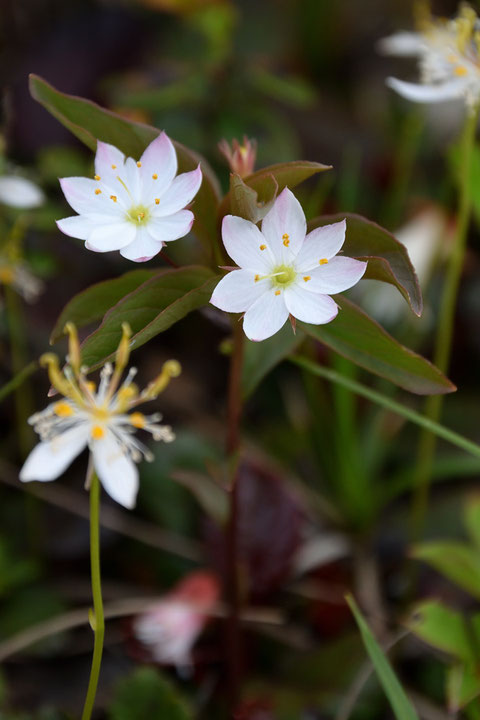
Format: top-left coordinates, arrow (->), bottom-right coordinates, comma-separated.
447,663 -> 480,712
228,172 -> 277,223
300,297 -> 454,395
465,494 -> 480,550
108,667 -> 192,720
242,324 -> 304,398
29,74 -> 221,254
411,541 -> 480,599
309,213 -> 422,316
219,160 -> 331,219
80,266 -> 218,370
406,600 -> 479,665
50,269 -> 156,343
347,594 -> 419,720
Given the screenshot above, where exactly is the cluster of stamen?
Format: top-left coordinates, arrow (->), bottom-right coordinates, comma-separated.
30,322 -> 180,463
92,163 -> 162,222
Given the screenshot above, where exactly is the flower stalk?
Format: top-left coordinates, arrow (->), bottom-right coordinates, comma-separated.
81,468 -> 104,720
411,103 -> 479,540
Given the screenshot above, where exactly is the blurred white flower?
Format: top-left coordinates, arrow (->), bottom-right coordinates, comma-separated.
379,3 -> 480,109
57,132 -> 202,262
134,571 -> 220,671
210,188 -> 366,341
0,257 -> 44,302
20,323 -> 180,509
0,175 -> 45,209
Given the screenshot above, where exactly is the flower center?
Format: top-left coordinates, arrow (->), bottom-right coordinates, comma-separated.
127,204 -> 151,225
271,264 -> 296,288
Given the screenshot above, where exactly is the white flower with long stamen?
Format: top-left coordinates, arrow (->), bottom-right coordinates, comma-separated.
379,3 -> 480,109
210,188 -> 367,341
56,132 -> 202,262
19,323 -> 180,509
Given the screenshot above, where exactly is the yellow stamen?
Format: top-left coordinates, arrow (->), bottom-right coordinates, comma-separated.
64,322 -> 81,375
282,233 -> 290,247
303,276 -> 311,282
260,244 -> 266,251
155,198 -> 160,204
91,425 -> 105,440
94,174 -> 101,181
275,290 -> 281,296
110,195 -> 117,202
138,212 -> 145,219
129,412 -> 146,428
86,381 -> 96,393
454,65 -> 468,76
319,258 -> 328,265
40,353 -> 76,400
116,384 -> 138,412
111,164 -> 117,169
116,322 -> 132,372
144,359 -> 181,400
137,161 -> 142,168
54,401 -> 73,417
254,274 -> 260,282
152,173 -> 158,179
95,188 -> 102,195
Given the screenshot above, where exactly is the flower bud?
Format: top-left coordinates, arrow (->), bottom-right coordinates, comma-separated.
218,136 -> 257,178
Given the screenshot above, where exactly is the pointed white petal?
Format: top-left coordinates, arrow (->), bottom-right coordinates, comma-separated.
153,166 -> 202,216
59,177 -> 121,216
92,431 -> 139,509
221,215 -> 272,272
284,286 -> 338,325
386,77 -> 467,103
140,132 -> 178,196
295,220 -> 347,271
120,226 -> 162,261
95,141 -> 126,185
56,215 -> 98,240
88,222 -> 137,252
377,32 -> 425,57
0,176 -> 45,208
147,210 -> 194,243
303,256 -> 367,294
243,288 -> 289,341
20,424 -> 89,482
210,269 -> 268,313
261,188 -> 306,262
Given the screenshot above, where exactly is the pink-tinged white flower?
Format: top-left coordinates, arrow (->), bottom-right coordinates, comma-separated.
0,175 -> 45,209
379,4 -> 480,109
210,188 -> 367,341
134,571 -> 220,670
218,136 -> 257,177
20,323 -> 180,509
56,132 -> 202,262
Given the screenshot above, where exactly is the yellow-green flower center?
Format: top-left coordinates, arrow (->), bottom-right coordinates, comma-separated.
271,264 -> 296,288
127,205 -> 151,225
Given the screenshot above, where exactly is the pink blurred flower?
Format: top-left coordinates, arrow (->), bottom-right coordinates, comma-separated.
134,571 -> 220,671
218,136 -> 257,178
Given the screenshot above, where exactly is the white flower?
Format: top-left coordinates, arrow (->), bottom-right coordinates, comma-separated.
210,188 -> 367,341
134,571 -> 219,671
19,323 -> 180,509
379,4 -> 480,109
0,175 -> 45,209
0,257 -> 44,302
56,132 -> 202,262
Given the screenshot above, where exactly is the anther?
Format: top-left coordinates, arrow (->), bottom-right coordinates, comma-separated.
152,173 -> 158,179
129,412 -> 146,428
137,161 -> 142,168
275,290 -> 281,296
95,188 -> 102,195
91,425 -> 105,440
282,233 -> 290,247
455,65 -> 468,76
111,164 -> 117,169
260,244 -> 266,251
254,274 -> 260,282
303,276 -> 311,282
155,198 -> 160,204
110,195 -> 117,202
319,258 -> 328,265
94,174 -> 101,180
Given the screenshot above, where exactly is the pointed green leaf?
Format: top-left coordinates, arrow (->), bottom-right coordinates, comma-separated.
411,541 -> 480,599
29,74 -> 221,253
80,266 -> 218,370
347,594 -> 419,720
300,297 -> 455,395
406,600 -> 479,665
242,324 -> 304,398
219,160 -> 331,219
229,172 -> 277,223
50,269 -> 156,343
309,213 -> 422,316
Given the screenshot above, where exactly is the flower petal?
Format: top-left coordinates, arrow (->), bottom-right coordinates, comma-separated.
120,226 -> 162,261
0,176 -> 45,209
92,431 -> 139,509
56,214 -> 110,240
88,222 -> 137,252
95,141 -> 126,184
20,424 -> 89,482
303,256 -> 367,294
222,215 -> 272,272
295,220 -> 347,272
59,177 -> 122,217
147,210 -> 194,242
261,188 -> 306,262
153,165 -> 202,216
386,77 -> 468,103
140,132 -> 178,196
377,32 -> 425,57
210,269 -> 268,313
243,288 -> 289,341
284,285 -> 338,325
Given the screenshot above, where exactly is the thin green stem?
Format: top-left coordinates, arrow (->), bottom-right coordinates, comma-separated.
411,105 -> 479,540
0,360 -> 38,404
81,469 -> 104,720
289,355 -> 480,461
